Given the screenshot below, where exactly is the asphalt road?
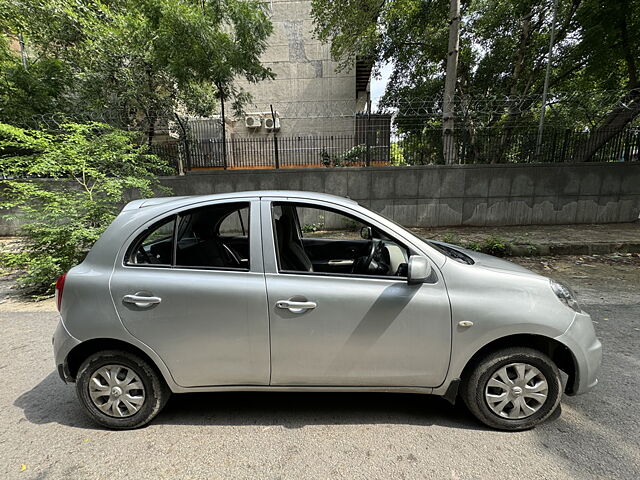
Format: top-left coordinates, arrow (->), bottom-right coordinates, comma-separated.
1,255 -> 639,479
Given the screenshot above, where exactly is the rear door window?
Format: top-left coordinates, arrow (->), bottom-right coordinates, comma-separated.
126,217 -> 176,266
175,202 -> 250,270
126,202 -> 251,270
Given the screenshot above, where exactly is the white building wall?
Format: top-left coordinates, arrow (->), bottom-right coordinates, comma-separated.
231,0 -> 364,138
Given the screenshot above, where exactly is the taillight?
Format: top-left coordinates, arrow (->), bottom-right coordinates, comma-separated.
55,273 -> 67,312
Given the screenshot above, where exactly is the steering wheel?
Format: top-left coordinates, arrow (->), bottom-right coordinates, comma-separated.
221,243 -> 242,267
352,239 -> 383,274
134,246 -> 153,264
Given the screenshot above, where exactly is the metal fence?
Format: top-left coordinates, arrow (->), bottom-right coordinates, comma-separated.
150,134 -> 391,171
17,94 -> 639,172
151,125 -> 640,172
410,126 -> 640,165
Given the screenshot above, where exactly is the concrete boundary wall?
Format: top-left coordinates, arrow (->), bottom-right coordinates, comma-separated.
1,162 -> 639,235
161,162 -> 640,227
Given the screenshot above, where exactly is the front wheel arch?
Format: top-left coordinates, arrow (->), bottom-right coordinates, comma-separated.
459,334 -> 578,395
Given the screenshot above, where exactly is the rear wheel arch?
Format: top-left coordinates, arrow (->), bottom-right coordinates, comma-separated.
65,338 -> 168,385
460,334 -> 578,395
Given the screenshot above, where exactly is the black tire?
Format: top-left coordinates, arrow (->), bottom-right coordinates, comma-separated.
76,350 -> 171,430
461,347 -> 562,431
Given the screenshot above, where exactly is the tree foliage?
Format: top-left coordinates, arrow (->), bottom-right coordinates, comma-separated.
311,0 -> 640,134
0,0 -> 274,132
0,36 -> 72,123
0,122 -> 171,296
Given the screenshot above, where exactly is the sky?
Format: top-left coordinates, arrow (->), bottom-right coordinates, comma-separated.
369,62 -> 393,110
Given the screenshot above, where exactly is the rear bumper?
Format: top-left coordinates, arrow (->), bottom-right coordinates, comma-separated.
555,311 -> 602,395
52,319 -> 80,382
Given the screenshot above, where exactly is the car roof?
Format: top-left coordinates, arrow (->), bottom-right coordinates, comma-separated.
122,191 -> 358,211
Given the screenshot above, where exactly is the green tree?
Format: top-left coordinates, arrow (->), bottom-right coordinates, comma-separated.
566,0 -> 640,159
1,0 -> 274,136
0,36 -> 72,124
311,0 -> 640,161
0,122 -> 171,296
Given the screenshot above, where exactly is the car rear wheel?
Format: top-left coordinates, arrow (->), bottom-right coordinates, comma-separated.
76,350 -> 170,429
461,347 -> 562,430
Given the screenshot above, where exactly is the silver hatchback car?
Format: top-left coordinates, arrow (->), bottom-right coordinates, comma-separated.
53,191 -> 601,430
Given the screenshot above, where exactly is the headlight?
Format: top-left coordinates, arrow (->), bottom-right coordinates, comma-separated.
550,280 -> 581,313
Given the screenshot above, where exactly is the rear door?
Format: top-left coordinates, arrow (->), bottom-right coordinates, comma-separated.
109,198 -> 270,388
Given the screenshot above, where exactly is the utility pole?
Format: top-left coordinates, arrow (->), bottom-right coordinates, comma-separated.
442,0 -> 460,165
18,34 -> 28,70
219,86 -> 228,170
536,0 -> 559,158
270,104 -> 280,169
366,98 -> 372,166
173,113 -> 190,175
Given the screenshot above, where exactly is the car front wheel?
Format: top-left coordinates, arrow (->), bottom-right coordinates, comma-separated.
76,350 -> 171,429
461,347 -> 563,430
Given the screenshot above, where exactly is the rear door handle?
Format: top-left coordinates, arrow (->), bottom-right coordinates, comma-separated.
276,300 -> 317,314
123,294 -> 162,308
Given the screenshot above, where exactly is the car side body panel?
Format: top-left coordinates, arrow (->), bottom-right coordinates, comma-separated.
430,257 -> 586,395
55,262 -> 179,390
53,191 -> 600,399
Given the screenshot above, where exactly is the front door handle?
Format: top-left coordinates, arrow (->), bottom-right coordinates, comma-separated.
123,294 -> 162,308
276,299 -> 317,314
328,259 -> 354,266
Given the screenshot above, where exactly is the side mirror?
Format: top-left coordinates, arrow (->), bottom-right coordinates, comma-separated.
360,226 -> 372,240
407,256 -> 432,284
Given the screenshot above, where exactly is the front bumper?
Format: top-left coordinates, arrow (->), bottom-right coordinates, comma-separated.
52,319 -> 80,382
555,311 -> 602,395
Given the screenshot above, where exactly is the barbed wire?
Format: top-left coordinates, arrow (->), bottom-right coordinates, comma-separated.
9,89 -> 639,133
16,111 -> 135,131
245,90 -> 639,115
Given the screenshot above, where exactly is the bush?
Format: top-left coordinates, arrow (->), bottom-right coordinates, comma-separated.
301,222 -> 324,233
321,145 -> 367,167
461,235 -> 511,257
0,122 -> 171,297
481,235 -> 509,257
440,232 -> 461,245
389,143 -> 407,166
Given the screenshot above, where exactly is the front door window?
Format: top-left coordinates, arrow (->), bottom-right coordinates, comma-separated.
272,203 -> 411,278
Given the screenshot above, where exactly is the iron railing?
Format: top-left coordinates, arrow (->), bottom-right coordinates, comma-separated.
150,126 -> 640,173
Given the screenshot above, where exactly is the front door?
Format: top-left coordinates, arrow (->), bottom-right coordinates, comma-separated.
262,199 -> 452,387
110,199 -> 270,388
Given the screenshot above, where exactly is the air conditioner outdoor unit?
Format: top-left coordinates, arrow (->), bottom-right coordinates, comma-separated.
264,116 -> 280,131
245,115 -> 262,128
